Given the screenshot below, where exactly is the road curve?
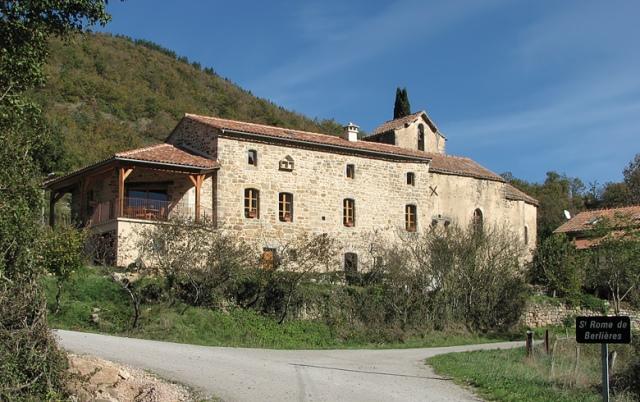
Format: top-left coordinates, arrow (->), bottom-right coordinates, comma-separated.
56,330 -> 522,402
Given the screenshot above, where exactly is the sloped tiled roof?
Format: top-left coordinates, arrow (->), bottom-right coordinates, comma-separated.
504,183 -> 539,206
555,205 -> 640,234
183,114 -> 431,161
427,152 -> 505,182
370,111 -> 427,136
116,143 -> 217,169
44,144 -> 217,190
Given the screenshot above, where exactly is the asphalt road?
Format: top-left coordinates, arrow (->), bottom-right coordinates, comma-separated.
56,330 -> 522,402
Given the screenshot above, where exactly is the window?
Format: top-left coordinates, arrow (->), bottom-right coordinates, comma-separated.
524,226 -> 529,245
472,208 -> 483,233
344,252 -> 358,284
405,204 -> 417,232
343,198 -> 355,227
418,124 -> 425,151
125,185 -> 169,219
407,172 -> 415,186
244,188 -> 259,218
279,192 -> 293,222
248,149 -> 257,166
261,248 -> 277,270
279,155 -> 294,171
346,164 -> 355,179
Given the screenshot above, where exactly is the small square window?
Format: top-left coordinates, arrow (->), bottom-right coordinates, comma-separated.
407,172 -> 415,186
248,150 -> 257,166
346,164 -> 355,179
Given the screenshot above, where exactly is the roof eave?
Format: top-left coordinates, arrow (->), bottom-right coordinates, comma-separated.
219,128 -> 431,162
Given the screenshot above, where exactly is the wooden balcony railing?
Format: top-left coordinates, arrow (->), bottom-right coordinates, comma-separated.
86,197 -> 212,227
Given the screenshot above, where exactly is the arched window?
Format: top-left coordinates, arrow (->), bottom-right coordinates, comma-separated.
472,208 -> 483,233
417,124 -> 425,151
279,155 -> 294,171
244,188 -> 259,218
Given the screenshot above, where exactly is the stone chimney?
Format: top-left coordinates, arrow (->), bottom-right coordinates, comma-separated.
343,122 -> 359,142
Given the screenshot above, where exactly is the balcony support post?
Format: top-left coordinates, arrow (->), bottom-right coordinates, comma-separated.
117,166 -> 133,217
49,190 -> 64,227
189,174 -> 205,223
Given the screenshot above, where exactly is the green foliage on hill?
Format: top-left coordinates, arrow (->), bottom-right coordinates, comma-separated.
32,33 -> 343,171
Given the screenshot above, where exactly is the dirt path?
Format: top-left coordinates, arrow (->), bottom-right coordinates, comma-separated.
57,330 -> 523,402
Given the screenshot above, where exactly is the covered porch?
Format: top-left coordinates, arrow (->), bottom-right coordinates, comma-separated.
45,144 -> 219,228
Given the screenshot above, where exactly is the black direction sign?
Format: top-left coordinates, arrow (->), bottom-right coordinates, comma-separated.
576,316 -> 632,344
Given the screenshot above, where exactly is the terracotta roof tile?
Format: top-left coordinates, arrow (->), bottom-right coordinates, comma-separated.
184,114 -> 431,161
370,111 -> 426,136
504,183 -> 539,206
555,205 -> 640,234
184,114 -> 517,184
116,143 -> 217,169
426,152 -> 505,182
44,144 -> 217,190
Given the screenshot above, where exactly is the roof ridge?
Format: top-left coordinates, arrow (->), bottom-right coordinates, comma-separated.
116,142 -> 170,156
375,110 -> 424,126
576,204 -> 640,214
185,113 -> 341,140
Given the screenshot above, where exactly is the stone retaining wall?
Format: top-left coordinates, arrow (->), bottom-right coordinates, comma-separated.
521,302 -> 639,329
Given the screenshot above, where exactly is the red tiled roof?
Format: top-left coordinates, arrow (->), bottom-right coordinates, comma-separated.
370,111 -> 427,136
44,144 -> 217,190
555,205 -> 640,234
116,143 -> 217,169
427,152 -> 505,182
183,113 -> 519,184
183,114 -> 431,161
504,183 -> 539,206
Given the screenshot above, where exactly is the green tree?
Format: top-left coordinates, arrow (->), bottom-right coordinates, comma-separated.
623,153 -> 640,203
503,171 -> 587,241
0,1 -> 109,399
41,225 -> 85,313
600,181 -> 632,207
530,234 -> 584,302
585,216 -> 640,314
393,87 -> 411,119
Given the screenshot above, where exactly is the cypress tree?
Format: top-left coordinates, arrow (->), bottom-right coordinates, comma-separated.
393,87 -> 411,119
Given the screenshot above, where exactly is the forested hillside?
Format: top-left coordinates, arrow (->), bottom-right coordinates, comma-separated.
32,33 -> 343,171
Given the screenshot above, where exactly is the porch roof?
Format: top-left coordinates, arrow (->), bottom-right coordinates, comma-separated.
44,144 -> 218,191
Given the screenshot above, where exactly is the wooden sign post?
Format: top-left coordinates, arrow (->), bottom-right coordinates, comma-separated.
576,316 -> 632,402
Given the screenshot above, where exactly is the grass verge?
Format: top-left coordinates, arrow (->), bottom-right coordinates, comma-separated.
428,343 -> 637,402
45,266 -> 509,349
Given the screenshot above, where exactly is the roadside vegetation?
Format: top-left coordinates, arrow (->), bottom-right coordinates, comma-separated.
426,202 -> 640,402
0,1 -> 111,400
429,336 -> 640,402
45,220 -> 528,349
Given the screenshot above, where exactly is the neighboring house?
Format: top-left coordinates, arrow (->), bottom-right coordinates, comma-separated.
45,110 -> 538,267
555,205 -> 640,249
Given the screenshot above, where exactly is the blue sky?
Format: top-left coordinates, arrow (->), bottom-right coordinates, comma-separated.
100,0 -> 639,185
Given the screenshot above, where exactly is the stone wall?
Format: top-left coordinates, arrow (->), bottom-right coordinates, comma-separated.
521,302 -> 640,329
121,118 -> 538,270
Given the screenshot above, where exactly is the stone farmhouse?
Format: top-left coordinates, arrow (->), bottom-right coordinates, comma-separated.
45,110 -> 538,268
555,205 -> 640,249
